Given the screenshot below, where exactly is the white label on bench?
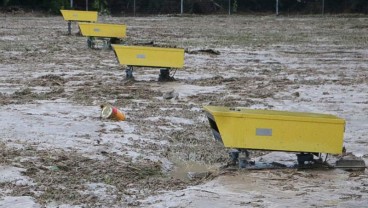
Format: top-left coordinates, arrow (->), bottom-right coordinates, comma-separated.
136,54 -> 146,59
256,128 -> 272,136
93,28 -> 100,32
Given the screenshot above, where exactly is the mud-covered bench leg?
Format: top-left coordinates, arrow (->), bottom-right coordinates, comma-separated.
296,153 -> 315,166
126,66 -> 134,79
68,21 -> 72,35
159,68 -> 175,82
87,37 -> 95,49
107,38 -> 125,49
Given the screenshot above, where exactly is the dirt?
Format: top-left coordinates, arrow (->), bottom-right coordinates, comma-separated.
0,142 -> 201,207
0,13 -> 367,207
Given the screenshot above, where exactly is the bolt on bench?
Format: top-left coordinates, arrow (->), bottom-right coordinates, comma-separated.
60,10 -> 98,35
112,45 -> 185,81
79,23 -> 127,49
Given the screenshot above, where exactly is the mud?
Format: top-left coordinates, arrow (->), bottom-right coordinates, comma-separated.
0,14 -> 367,207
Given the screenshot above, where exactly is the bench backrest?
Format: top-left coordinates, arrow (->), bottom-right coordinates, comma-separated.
60,10 -> 98,22
79,23 -> 127,38
112,45 -> 185,68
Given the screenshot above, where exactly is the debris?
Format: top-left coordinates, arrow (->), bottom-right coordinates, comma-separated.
100,104 -> 126,121
335,154 -> 366,171
175,193 -> 185,197
163,90 -> 179,100
186,49 -> 220,55
292,92 -> 300,97
187,171 -> 211,180
190,188 -> 219,195
271,162 -> 287,168
100,151 -> 108,155
133,41 -> 154,46
48,166 -> 60,171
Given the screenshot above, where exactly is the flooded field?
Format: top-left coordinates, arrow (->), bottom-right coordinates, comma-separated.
0,13 -> 367,207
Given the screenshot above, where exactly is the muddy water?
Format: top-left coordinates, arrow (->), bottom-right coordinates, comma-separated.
169,160 -> 216,181
215,169 -> 363,206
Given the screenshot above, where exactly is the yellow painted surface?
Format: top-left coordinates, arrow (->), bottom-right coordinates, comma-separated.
112,45 -> 184,68
79,23 -> 126,38
60,10 -> 98,22
203,106 -> 345,154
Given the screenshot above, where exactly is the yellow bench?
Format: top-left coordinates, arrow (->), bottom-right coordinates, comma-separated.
79,23 -> 127,49
204,106 -> 346,167
112,45 -> 185,81
60,10 -> 98,35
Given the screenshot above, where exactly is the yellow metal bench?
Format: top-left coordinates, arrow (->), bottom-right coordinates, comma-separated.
79,23 -> 127,49
112,45 -> 185,81
203,106 -> 350,168
60,10 -> 98,35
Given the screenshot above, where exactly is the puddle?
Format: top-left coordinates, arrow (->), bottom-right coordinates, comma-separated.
170,160 -> 213,181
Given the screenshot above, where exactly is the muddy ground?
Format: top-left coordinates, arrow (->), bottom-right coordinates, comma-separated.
0,12 -> 367,207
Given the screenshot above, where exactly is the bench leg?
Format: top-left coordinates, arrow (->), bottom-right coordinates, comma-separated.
296,153 -> 315,166
102,39 -> 109,49
158,68 -> 175,82
87,37 -> 93,48
126,66 -> 134,79
110,38 -> 121,44
67,21 -> 72,35
107,38 -> 123,49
